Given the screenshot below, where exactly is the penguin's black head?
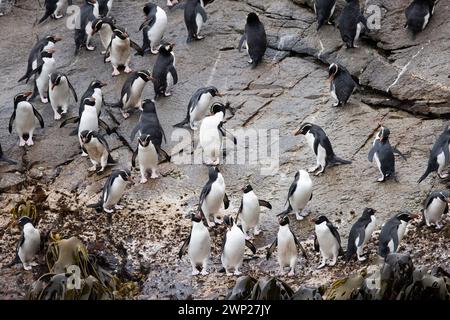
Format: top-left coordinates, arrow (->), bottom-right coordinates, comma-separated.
378,127 -> 390,141
14,92 -> 32,106
46,35 -> 62,43
90,80 -> 107,89
191,211 -> 203,223
362,207 -> 376,218
438,190 -> 450,202
247,12 -> 260,25
142,99 -> 157,113
138,134 -> 152,147
328,63 -> 339,79
208,166 -> 220,180
294,170 -> 300,179
396,211 -> 413,223
113,28 -> 129,40
207,86 -> 222,97
83,97 -> 96,107
80,130 -> 94,144
210,102 -> 226,115
294,122 -> 312,136
223,215 -> 233,226
159,43 -> 175,55
278,214 -> 289,226
18,216 -> 33,227
118,169 -> 131,181
50,73 -> 62,90
137,70 -> 153,82
314,215 -> 329,225
143,3 -> 156,16
242,184 -> 253,193
41,47 -> 56,58
91,18 -> 109,35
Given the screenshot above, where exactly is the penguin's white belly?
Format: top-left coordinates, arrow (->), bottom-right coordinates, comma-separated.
329,3 -> 336,19
305,132 -> 315,153
92,89 -> 103,115
79,112 -> 98,134
222,229 -> 245,267
316,225 -> 339,258
355,22 -> 364,42
189,224 -> 211,264
397,221 -> 407,243
93,4 -> 100,18
138,144 -> 158,170
204,181 -> 225,214
166,71 -> 174,90
241,195 -> 260,228
199,120 -> 221,152
85,21 -> 93,36
16,104 -> 36,135
196,13 -> 204,34
291,182 -> 312,211
277,229 -> 297,267
18,226 -> 40,263
85,140 -> 105,162
100,26 -> 113,50
111,39 -> 131,65
104,179 -> 126,207
422,13 -> 430,30
437,151 -> 446,172
360,218 -> 376,248
124,79 -> 145,109
49,82 -> 70,108
374,153 -> 383,174
317,144 -> 326,166
330,82 -> 337,101
148,9 -> 168,45
36,60 -> 55,92
425,199 -> 446,224
55,0 -> 65,16
190,93 -> 212,125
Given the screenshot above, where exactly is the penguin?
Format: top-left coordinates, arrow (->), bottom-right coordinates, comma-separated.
238,12 -> 267,69
29,47 -> 57,103
284,170 -> 313,221
327,63 -> 357,107
314,0 -> 336,30
418,125 -> 450,183
421,190 -> 449,229
87,169 -> 131,213
237,184 -> 272,239
198,166 -> 229,228
79,80 -> 107,117
266,214 -> 308,276
129,99 -> 167,144
337,0 -> 368,48
0,142 -> 17,165
405,0 -> 435,38
107,70 -> 153,119
8,92 -> 45,147
221,215 -> 257,276
178,211 -> 211,276
48,72 -> 78,120
152,43 -> 177,99
139,3 -> 168,55
294,122 -> 351,175
368,127 -> 407,182
199,102 -> 237,166
91,17 -> 117,57
60,97 -> 112,155
80,130 -> 116,173
74,0 -> 100,55
378,211 -> 415,258
39,0 -> 73,24
173,86 -> 222,130
18,35 -> 62,83
184,0 -> 207,43
15,217 -> 41,270
106,27 -> 144,76
98,0 -> 113,17
345,208 -> 377,262
314,215 -> 344,269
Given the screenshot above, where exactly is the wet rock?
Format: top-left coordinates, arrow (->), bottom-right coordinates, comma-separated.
403,267 -> 449,300
227,276 -> 257,300
250,277 -> 294,300
380,253 -> 414,299
291,286 -> 323,300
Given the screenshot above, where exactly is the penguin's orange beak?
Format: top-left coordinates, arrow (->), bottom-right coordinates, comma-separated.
100,82 -> 107,87
217,92 -> 224,97
46,48 -> 56,53
90,97 -> 96,103
54,36 -> 62,42
293,128 -> 301,136
51,83 -> 56,90
447,198 -> 450,203
23,91 -> 33,97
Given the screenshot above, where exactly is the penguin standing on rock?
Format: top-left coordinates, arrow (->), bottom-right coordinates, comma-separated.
0,143 -> 17,165
74,0 -> 100,55
238,12 -> 267,69
107,70 -> 153,119
418,125 -> 450,183
199,166 -> 229,227
337,0 -> 368,48
14,217 -> 41,270
237,184 -> 272,239
80,130 -> 116,173
178,211 -> 211,276
139,3 -> 168,55
378,211 -> 415,258
39,0 -> 73,24
152,43 -> 177,99
173,86 -> 222,130
405,0 -> 435,38
183,0 -> 207,43
368,127 -> 407,182
284,170 -> 313,221
29,48 -> 57,103
266,214 -> 308,276
345,208 -> 377,262
199,102 -> 237,166
48,72 -> 78,120
18,35 -> 62,83
294,122 -> 351,175
221,215 -> 257,276
91,17 -> 117,57
327,63 -> 357,107
87,169 -> 132,213
314,0 -> 336,30
106,27 -> 144,76
9,92 -> 45,147
421,190 -> 449,229
314,215 -> 344,269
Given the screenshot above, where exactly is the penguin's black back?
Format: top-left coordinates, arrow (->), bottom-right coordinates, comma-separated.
405,0 -> 434,35
378,216 -> 401,258
315,0 -> 336,30
308,125 -> 336,161
138,102 -> 164,146
332,67 -> 357,104
245,14 -> 267,67
337,0 -> 365,48
152,53 -> 175,95
372,139 -> 395,176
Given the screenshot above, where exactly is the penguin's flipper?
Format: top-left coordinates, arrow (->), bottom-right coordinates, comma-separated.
60,116 -> 79,128
130,40 -> 144,56
238,199 -> 243,214
266,238 -> 277,260
245,239 -> 257,254
356,227 -> 365,247
39,5 -> 55,24
28,62 -> 44,81
285,177 -> 298,207
198,6 -> 207,22
98,119 -> 113,134
139,17 -> 155,31
94,131 -> 111,151
392,147 -> 407,161
156,145 -> 171,164
368,144 -> 376,162
309,192 -> 313,201
8,111 -> 16,133
104,39 -> 113,62
417,165 -> 433,184
390,227 -> 400,252
168,66 -> 178,85
32,106 -> 45,128
0,155 -> 18,165
223,193 -> 230,209
67,77 -> 78,102
238,34 -> 246,52
258,200 -> 272,209
313,234 -> 320,252
218,122 -> 237,144
178,235 -> 191,259
131,148 -> 138,168
327,221 -> 342,246
293,233 -> 308,260
173,117 -> 189,128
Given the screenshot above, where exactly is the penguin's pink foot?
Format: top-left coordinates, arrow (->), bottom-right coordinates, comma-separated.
150,172 -> 159,179
140,178 -> 148,184
26,138 -> 34,146
114,205 -> 124,210
54,113 -> 62,120
86,45 -> 95,51
41,97 -> 48,103
122,112 -> 130,119
112,68 -> 120,76
151,48 -> 159,54
89,165 -> 97,172
124,66 -> 132,73
19,138 -> 26,147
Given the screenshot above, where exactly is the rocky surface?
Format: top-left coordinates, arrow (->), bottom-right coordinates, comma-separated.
0,0 -> 449,299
